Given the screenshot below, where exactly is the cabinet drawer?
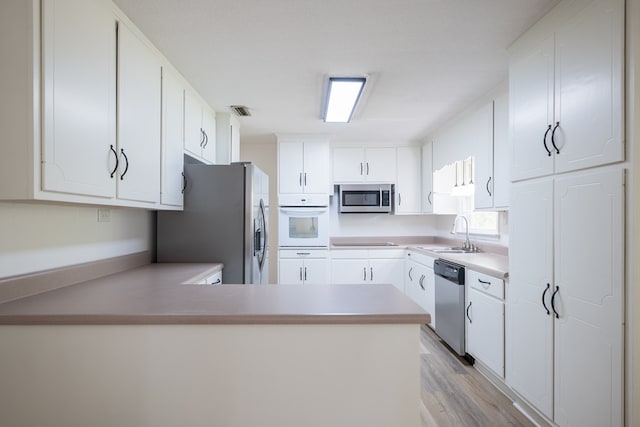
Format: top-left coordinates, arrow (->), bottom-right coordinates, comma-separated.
406,251 -> 435,267
368,248 -> 405,259
467,270 -> 504,300
280,249 -> 329,259
330,249 -> 369,259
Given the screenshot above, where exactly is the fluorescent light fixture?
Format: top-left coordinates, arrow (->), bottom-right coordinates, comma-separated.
323,77 -> 366,123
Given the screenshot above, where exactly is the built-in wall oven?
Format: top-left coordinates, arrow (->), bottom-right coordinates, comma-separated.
278,206 -> 330,247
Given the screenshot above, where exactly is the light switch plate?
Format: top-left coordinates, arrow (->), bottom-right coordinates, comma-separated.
97,208 -> 111,223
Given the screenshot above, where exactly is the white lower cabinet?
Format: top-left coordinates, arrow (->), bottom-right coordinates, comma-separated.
507,167 -> 623,426
465,269 -> 504,377
278,249 -> 329,285
330,249 -> 404,291
404,251 -> 435,328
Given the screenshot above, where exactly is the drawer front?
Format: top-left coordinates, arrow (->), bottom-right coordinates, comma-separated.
330,249 -> 369,259
467,269 -> 504,300
406,251 -> 435,267
280,249 -> 330,259
368,248 -> 405,259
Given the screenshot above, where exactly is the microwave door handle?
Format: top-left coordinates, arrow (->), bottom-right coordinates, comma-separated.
279,209 -> 326,216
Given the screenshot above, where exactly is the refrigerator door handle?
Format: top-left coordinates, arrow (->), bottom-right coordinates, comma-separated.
257,198 -> 268,272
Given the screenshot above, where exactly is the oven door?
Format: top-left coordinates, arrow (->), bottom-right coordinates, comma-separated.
278,207 -> 329,247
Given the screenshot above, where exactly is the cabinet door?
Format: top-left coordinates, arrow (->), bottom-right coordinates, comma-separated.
472,102 -> 495,209
302,141 -> 331,194
41,0 -> 116,198
117,23 -> 161,204
278,258 -> 303,285
330,259 -> 369,284
161,67 -> 185,207
278,141 -> 303,194
553,0 -> 624,175
467,288 -> 504,377
201,108 -> 216,163
184,90 -> 203,158
507,179 -> 554,419
369,258 -> 404,291
396,146 -> 422,214
553,168 -> 623,427
302,258 -> 329,285
423,267 -> 435,329
509,35 -> 555,182
365,147 -> 396,182
422,142 -> 433,213
332,147 -> 365,183
492,92 -> 510,208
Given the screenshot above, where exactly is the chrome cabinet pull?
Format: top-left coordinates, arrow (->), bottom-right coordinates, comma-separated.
551,122 -> 560,154
408,267 -> 413,281
427,191 -> 432,206
299,267 -> 303,281
304,267 -> 307,281
370,267 -> 373,281
486,177 -> 492,197
299,172 -> 302,187
304,173 -> 307,186
541,283 -> 550,315
181,172 -> 187,194
363,267 -> 367,281
466,301 -> 472,323
202,130 -> 208,149
212,278 -> 221,284
419,275 -> 425,290
199,128 -> 205,147
398,193 -> 402,206
543,124 -> 552,156
296,252 -> 311,256
360,163 -> 363,175
366,162 -> 369,175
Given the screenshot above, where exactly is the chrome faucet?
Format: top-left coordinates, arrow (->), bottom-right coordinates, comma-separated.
450,215 -> 471,250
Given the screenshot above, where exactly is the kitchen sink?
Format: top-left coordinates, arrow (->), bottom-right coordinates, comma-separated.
418,246 -> 477,254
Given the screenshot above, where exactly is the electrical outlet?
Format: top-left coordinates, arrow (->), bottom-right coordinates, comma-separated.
97,208 -> 111,223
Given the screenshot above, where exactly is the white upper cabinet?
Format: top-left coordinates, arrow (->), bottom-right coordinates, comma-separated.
278,136 -> 331,199
510,0 -> 624,181
116,21 -> 161,204
332,146 -> 396,183
395,146 -> 422,214
422,142 -> 434,213
215,113 -> 240,165
41,0 -> 116,198
492,91 -> 510,209
184,89 -> 216,164
470,102 -> 494,209
160,66 -> 185,208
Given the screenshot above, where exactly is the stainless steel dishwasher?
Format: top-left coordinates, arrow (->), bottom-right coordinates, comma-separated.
434,259 -> 466,356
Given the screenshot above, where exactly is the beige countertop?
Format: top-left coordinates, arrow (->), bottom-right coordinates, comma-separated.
330,236 -> 509,279
0,263 -> 429,325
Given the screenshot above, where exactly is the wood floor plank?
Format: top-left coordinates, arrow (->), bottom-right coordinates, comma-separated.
419,325 -> 533,427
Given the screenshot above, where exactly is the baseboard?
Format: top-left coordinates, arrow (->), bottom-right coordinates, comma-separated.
0,251 -> 151,303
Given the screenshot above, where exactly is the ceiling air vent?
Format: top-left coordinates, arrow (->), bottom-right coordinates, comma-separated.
230,105 -> 251,117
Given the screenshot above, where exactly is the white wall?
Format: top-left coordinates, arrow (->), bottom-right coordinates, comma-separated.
329,190 -> 437,237
0,202 -> 153,278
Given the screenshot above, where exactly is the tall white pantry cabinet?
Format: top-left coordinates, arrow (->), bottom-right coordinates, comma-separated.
506,0 -> 625,426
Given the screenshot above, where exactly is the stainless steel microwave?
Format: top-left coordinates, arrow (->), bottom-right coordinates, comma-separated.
339,184 -> 393,213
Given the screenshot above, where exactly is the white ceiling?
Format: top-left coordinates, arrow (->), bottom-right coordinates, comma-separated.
113,0 -> 559,144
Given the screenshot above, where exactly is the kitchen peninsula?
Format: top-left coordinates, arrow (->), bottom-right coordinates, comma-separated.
0,257 -> 428,427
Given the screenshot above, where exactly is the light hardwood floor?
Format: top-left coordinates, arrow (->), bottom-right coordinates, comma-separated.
419,325 -> 533,427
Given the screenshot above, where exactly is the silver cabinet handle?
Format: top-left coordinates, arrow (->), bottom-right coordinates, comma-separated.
427,191 -> 432,206
466,301 -> 472,323
299,267 -> 303,281
366,162 -> 369,175
398,193 -> 402,206
304,267 -> 307,281
299,172 -> 302,186
360,163 -> 363,175
296,252 -> 311,256
419,275 -> 425,290
370,267 -> 373,281
363,267 -> 367,281
212,278 -> 221,285
304,173 -> 307,186
408,267 -> 413,281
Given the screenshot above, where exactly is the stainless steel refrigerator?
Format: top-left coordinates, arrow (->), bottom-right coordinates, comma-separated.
156,162 -> 269,284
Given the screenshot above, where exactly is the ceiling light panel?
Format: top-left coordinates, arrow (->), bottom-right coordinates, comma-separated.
323,77 -> 366,123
